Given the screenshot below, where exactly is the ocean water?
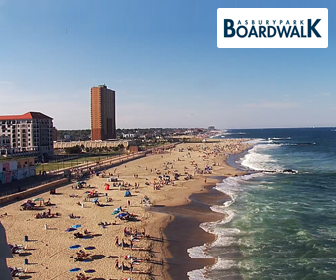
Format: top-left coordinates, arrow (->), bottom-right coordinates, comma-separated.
188,128 -> 336,280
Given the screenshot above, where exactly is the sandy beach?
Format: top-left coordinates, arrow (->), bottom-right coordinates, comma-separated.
1,139 -> 250,280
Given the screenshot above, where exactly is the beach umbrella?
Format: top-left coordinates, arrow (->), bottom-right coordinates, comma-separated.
69,245 -> 81,249
84,246 -> 95,250
92,198 -> 98,203
72,225 -> 81,229
69,268 -> 81,272
33,198 -> 43,202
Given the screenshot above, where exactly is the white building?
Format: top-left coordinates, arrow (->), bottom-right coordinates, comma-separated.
122,133 -> 135,138
0,112 -> 54,160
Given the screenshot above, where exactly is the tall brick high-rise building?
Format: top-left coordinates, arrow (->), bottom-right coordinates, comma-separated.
91,85 -> 116,140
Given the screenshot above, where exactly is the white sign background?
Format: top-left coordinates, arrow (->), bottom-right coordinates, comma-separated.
217,8 -> 328,48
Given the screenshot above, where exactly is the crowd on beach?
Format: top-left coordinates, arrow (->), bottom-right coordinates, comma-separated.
1,139 -> 251,280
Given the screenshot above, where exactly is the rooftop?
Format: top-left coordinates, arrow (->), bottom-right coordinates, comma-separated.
0,112 -> 53,121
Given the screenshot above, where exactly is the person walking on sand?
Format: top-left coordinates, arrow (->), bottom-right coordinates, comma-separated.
127,200 -> 131,208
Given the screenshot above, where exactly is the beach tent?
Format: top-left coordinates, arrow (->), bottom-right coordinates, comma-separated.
124,191 -> 131,197
72,225 -> 81,229
116,213 -> 127,219
104,184 -> 110,190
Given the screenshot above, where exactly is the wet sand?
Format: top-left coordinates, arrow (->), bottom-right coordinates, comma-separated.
152,183 -> 231,280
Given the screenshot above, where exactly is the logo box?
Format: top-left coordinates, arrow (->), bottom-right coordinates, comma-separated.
217,8 -> 328,48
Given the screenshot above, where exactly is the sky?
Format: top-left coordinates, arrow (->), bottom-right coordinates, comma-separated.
0,0 -> 335,129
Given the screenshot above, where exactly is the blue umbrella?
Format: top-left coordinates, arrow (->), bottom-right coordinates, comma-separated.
69,268 -> 81,272
69,245 -> 81,249
65,228 -> 76,232
72,225 -> 81,229
84,269 -> 95,273
92,198 -> 98,203
84,246 -> 95,250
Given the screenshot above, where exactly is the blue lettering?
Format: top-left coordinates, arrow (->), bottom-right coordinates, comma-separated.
286,20 -> 290,25
245,20 -> 248,25
268,26 -> 276,37
277,26 -> 292,37
300,20 -> 304,25
308,19 -> 321,37
301,26 -> 307,38
224,19 -> 235,37
248,26 -> 258,37
238,20 -> 241,25
259,26 -> 266,37
237,26 -> 248,38
290,26 -> 300,37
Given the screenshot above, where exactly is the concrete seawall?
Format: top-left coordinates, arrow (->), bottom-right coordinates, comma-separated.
0,178 -> 68,205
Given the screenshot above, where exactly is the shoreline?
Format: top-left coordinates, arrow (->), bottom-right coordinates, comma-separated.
149,150 -> 250,280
